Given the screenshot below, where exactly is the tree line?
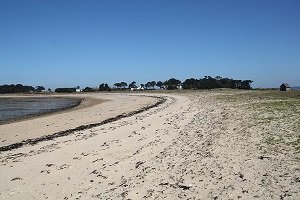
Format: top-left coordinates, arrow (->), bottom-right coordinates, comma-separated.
182,76 -> 253,90
112,76 -> 253,90
0,76 -> 253,93
0,84 -> 46,94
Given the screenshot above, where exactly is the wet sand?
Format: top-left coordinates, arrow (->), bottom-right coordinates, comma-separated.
0,96 -> 84,125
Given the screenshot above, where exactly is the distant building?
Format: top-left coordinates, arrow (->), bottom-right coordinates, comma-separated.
280,83 -> 291,91
76,86 -> 82,92
131,86 -> 144,91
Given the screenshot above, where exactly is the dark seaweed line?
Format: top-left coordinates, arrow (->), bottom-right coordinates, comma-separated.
0,96 -> 167,152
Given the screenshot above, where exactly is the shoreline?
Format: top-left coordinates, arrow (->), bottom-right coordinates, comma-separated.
0,96 -> 109,125
0,96 -> 166,152
0,93 -> 159,147
0,97 -> 83,125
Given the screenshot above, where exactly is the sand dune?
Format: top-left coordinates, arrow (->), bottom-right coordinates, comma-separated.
0,91 -> 299,199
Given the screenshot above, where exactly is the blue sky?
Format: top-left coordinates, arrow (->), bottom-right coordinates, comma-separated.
0,0 -> 299,88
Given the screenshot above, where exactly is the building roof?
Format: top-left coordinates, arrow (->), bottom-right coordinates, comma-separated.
281,83 -> 290,87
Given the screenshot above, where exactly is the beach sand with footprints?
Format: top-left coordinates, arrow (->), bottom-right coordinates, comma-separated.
0,91 -> 299,199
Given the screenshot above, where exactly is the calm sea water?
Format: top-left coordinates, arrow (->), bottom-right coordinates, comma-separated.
0,97 -> 81,124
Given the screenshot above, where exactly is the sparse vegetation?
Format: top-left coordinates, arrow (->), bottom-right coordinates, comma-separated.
214,90 -> 300,159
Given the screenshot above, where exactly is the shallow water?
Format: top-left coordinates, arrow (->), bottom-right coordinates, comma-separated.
0,97 -> 81,124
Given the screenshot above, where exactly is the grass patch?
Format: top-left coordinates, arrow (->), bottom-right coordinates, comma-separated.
252,100 -> 300,113
215,90 -> 300,102
215,90 -> 300,158
265,136 -> 284,145
289,137 -> 300,153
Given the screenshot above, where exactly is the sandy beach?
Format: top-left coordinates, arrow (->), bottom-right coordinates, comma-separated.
0,93 -> 157,146
0,91 -> 299,199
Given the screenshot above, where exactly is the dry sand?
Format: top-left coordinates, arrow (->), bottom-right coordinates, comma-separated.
0,91 -> 299,199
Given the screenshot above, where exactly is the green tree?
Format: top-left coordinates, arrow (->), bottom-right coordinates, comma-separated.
150,81 -> 156,89
120,82 -> 127,89
82,87 -> 95,92
99,83 -> 111,91
239,80 -> 253,89
0,84 -> 35,93
35,86 -> 45,92
55,88 -> 76,93
164,78 -> 181,90
215,76 -> 222,80
156,81 -> 163,89
233,80 -> 242,89
145,82 -> 152,89
114,83 -> 122,89
218,78 -> 235,88
129,81 -> 137,89
182,78 -> 198,89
